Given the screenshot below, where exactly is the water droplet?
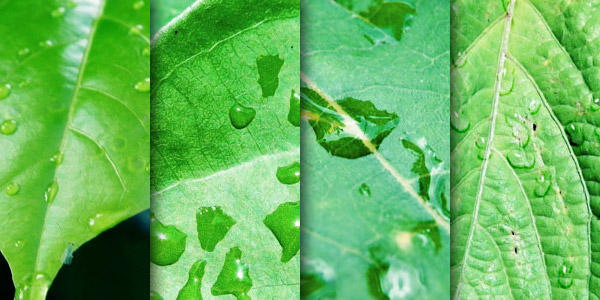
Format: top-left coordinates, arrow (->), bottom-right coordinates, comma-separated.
211,247 -> 253,299
15,273 -> 51,300
14,240 -> 23,248
0,119 -> 17,135
276,161 -> 300,185
506,151 -> 536,169
263,202 -> 300,262
50,152 -> 64,165
475,136 -> 487,149
39,40 -> 53,48
134,78 -> 150,92
143,46 -> 150,56
150,213 -> 187,266
591,98 -> 600,112
528,99 -> 541,115
534,171 -> 552,197
565,123 -> 584,145
51,7 -> 65,17
5,182 -> 19,195
558,262 -> 574,288
0,84 -> 12,100
228,103 -> 256,129
454,57 -> 467,68
133,1 -> 144,9
256,55 -> 284,97
287,90 -> 301,127
358,183 -> 371,197
44,181 -> 58,204
150,291 -> 164,300
18,48 -> 30,56
129,24 -> 143,35
450,110 -> 470,133
176,260 -> 206,300
196,206 -> 236,251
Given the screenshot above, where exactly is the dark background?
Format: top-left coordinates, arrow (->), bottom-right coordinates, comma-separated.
0,211 -> 149,300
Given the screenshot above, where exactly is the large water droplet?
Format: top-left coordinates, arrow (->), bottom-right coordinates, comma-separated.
228,103 -> 256,129
196,206 -> 236,252
0,119 -> 17,135
150,291 -> 164,300
276,161 -> 300,185
263,202 -> 300,262
0,84 -> 12,100
211,247 -> 253,300
256,55 -> 284,97
134,78 -> 150,92
150,213 -> 187,266
450,110 -> 470,133
475,136 -> 487,149
44,181 -> 58,204
358,183 -> 371,197
534,171 -> 552,197
506,151 -> 536,169
558,262 -> 574,288
5,182 -> 19,196
133,1 -> 145,9
18,48 -> 30,56
176,260 -> 207,300
288,90 -> 301,127
51,7 -> 65,17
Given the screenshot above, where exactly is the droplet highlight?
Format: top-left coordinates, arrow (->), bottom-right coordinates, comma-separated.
196,206 -> 236,252
558,262 -> 574,288
133,1 -> 145,9
150,213 -> 187,266
211,247 -> 253,300
44,181 -> 58,204
0,84 -> 11,100
450,110 -> 470,133
51,7 -> 65,17
263,202 -> 300,262
0,119 -> 17,135
5,182 -> 19,196
276,161 -> 300,185
134,78 -> 150,92
176,260 -> 207,300
228,103 -> 256,129
506,151 -> 536,169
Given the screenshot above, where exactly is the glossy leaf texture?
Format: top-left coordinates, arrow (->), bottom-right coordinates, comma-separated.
150,0 -> 300,299
451,0 -> 599,298
301,0 -> 450,299
0,0 -> 150,299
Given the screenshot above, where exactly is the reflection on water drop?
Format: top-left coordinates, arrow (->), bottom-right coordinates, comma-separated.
506,151 -> 535,169
39,40 -> 53,48
0,84 -> 11,100
196,206 -> 236,252
228,103 -> 256,129
591,98 -> 600,112
528,99 -> 541,115
5,182 -> 19,195
50,152 -> 64,165
558,262 -> 574,288
44,181 -> 58,204
150,213 -> 187,266
0,119 -> 17,135
129,24 -> 144,35
276,161 -> 300,185
176,260 -> 207,300
358,183 -> 371,197
263,202 -> 300,262
51,7 -> 65,17
450,110 -> 470,133
14,240 -> 23,248
211,247 -> 253,299
134,78 -> 150,92
534,171 -> 552,197
133,1 -> 145,9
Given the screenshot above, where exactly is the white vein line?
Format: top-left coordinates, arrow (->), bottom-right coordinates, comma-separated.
34,0 -> 107,274
454,0 -> 516,298
151,148 -> 299,197
80,86 -> 149,133
301,73 -> 450,233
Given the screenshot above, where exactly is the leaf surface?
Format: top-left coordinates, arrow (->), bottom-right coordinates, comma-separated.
0,0 -> 150,298
451,0 -> 599,298
301,0 -> 450,298
150,0 -> 300,298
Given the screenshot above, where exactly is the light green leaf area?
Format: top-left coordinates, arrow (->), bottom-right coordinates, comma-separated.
150,0 -> 195,36
150,0 -> 300,298
301,0 -> 450,299
0,0 -> 149,299
451,0 -> 600,298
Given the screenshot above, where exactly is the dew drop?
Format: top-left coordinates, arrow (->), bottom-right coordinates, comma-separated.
287,90 -> 301,127
18,48 -> 30,56
50,152 -> 63,165
176,260 -> 206,300
150,213 -> 187,266
196,206 -> 236,252
276,161 -> 300,185
506,151 -> 536,169
528,99 -> 541,115
0,84 -> 11,100
5,182 -> 19,196
263,202 -> 300,262
14,240 -> 23,248
51,7 -> 65,17
134,78 -> 150,92
358,183 -> 371,197
129,24 -> 143,35
591,98 -> 600,112
143,46 -> 150,56
211,247 -> 253,299
534,172 -> 552,197
150,291 -> 164,300
228,103 -> 256,129
39,40 -> 53,48
450,110 -> 470,133
475,136 -> 487,149
0,119 -> 17,135
133,1 -> 145,9
558,262 -> 574,288
44,181 -> 58,204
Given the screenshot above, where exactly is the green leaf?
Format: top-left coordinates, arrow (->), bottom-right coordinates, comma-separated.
150,0 -> 300,298
451,0 -> 599,298
150,0 -> 196,36
301,0 -> 450,298
0,0 -> 150,299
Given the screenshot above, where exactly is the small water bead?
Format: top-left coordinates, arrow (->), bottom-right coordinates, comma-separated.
134,78 -> 150,92
196,206 -> 236,252
51,7 -> 65,18
591,98 -> 600,112
133,1 -> 145,9
534,172 -> 552,197
39,40 -> 53,48
129,24 -> 144,35
228,103 -> 256,129
18,48 -> 30,56
44,181 -> 58,204
142,46 -> 150,56
176,260 -> 207,300
150,213 -> 187,266
150,291 -> 164,300
565,123 -> 584,145
528,99 -> 541,115
475,136 -> 487,149
5,182 -> 19,195
276,161 -> 300,185
14,240 -> 23,248
506,151 -> 536,169
558,262 -> 574,288
0,119 -> 17,135
211,247 -> 253,300
263,202 -> 300,262
0,84 -> 11,100
450,110 -> 470,133
358,183 -> 371,197
50,152 -> 64,165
